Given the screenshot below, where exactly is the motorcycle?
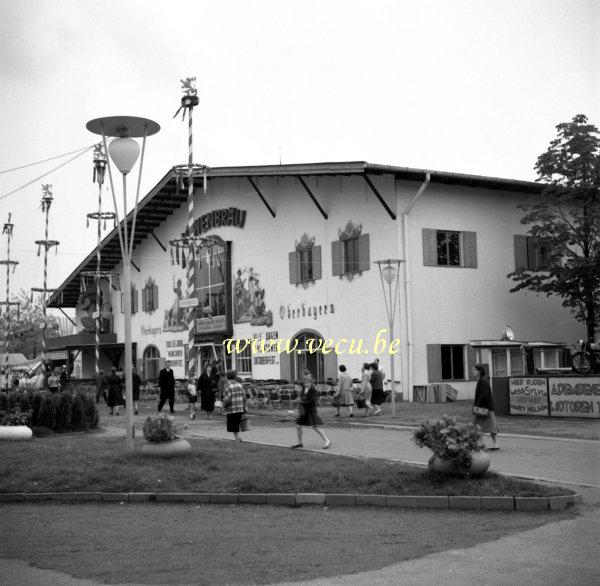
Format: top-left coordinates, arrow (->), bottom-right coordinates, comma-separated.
571,339 -> 600,374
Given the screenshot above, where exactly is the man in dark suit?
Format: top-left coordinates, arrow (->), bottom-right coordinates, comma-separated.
157,361 -> 176,414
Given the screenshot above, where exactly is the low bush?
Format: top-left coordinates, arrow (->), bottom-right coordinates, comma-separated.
54,392 -> 72,432
37,395 -> 57,430
70,394 -> 85,431
0,391 -> 7,412
0,412 -> 31,426
143,415 -> 179,442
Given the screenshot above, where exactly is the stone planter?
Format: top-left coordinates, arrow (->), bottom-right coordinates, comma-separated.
429,451 -> 491,477
140,437 -> 191,457
0,425 -> 33,441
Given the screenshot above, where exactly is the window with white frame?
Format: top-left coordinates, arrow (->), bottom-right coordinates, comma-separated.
234,340 -> 252,376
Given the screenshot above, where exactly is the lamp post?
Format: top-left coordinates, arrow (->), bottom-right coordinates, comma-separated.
374,258 -> 404,416
86,116 -> 160,451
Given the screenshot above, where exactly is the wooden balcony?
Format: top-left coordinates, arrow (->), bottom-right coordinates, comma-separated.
46,332 -> 118,349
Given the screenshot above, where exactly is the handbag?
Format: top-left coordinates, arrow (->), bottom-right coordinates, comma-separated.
473,406 -> 490,417
240,414 -> 251,432
356,397 -> 366,409
331,395 -> 340,408
214,399 -> 224,408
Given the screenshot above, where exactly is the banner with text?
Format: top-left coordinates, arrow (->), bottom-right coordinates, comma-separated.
548,377 -> 600,419
509,377 -> 549,416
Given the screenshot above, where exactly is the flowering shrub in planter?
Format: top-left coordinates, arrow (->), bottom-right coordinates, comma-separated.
142,415 -> 180,443
413,415 -> 485,468
0,412 -> 31,426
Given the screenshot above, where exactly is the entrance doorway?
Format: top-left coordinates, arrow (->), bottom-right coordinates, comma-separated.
292,331 -> 324,381
143,345 -> 160,380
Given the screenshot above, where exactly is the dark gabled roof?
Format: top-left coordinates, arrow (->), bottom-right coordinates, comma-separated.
47,161 -> 543,308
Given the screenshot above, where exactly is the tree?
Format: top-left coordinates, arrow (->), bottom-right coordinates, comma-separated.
0,289 -> 59,359
508,114 -> 600,340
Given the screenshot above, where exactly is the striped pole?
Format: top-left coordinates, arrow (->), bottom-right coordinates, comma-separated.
2,214 -> 16,389
186,100 -> 196,379
41,187 -> 53,371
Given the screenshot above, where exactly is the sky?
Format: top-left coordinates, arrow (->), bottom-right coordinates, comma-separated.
0,0 -> 598,305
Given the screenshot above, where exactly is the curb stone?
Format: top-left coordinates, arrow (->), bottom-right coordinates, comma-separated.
0,492 -> 580,511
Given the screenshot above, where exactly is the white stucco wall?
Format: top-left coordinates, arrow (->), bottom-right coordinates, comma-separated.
89,170 -> 584,396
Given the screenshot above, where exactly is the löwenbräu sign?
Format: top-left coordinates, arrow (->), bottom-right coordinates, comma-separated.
193,207 -> 246,236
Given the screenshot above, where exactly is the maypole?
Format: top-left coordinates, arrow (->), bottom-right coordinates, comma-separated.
81,144 -> 117,379
31,184 -> 59,377
0,213 -> 20,389
171,77 -> 209,380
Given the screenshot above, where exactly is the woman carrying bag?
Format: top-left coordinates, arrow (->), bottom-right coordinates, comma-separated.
472,365 -> 500,451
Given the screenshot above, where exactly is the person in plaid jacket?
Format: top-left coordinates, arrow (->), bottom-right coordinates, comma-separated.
222,370 -> 247,442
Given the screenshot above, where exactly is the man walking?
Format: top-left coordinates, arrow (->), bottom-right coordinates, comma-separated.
95,369 -> 107,404
157,361 -> 176,414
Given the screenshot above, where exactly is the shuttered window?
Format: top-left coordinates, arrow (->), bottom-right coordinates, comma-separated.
332,234 -> 370,276
514,235 -> 554,270
142,285 -> 159,311
427,343 -> 468,382
422,229 -> 477,268
289,245 -> 322,284
121,287 -> 139,314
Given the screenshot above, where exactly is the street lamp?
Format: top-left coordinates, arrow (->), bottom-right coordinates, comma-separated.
86,116 -> 160,451
374,258 -> 405,416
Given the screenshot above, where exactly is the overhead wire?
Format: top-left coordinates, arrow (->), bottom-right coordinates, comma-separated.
0,145 -> 95,202
0,144 -> 96,174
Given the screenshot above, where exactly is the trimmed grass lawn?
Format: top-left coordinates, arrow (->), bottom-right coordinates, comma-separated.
0,434 -> 573,496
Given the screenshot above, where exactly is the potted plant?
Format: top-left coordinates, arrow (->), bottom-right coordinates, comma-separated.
140,414 -> 191,456
413,415 -> 490,476
0,411 -> 33,441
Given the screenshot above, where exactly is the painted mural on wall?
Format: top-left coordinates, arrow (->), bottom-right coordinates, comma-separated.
163,275 -> 187,332
233,267 -> 273,327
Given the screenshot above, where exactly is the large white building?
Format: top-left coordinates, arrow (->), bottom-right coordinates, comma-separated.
47,162 -> 582,400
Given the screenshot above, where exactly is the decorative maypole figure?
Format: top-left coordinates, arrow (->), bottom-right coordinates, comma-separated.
172,77 -> 208,381
0,213 -> 20,389
81,144 -> 117,380
31,185 -> 60,378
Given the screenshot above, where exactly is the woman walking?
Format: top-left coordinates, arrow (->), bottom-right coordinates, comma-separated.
334,365 -> 354,418
106,366 -> 124,416
360,363 -> 374,416
198,364 -> 215,419
370,362 -> 384,415
291,371 -> 331,450
472,366 -> 500,450
132,366 -> 142,415
221,369 -> 247,442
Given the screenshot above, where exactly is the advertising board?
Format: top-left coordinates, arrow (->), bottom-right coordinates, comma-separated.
548,377 -> 600,419
509,377 -> 549,416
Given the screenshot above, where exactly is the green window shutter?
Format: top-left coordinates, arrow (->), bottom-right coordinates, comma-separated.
153,285 -> 158,310
132,289 -> 138,314
288,251 -> 299,284
466,345 -> 477,380
331,240 -> 343,276
514,235 -> 528,270
527,237 -> 538,270
120,293 -> 124,314
358,234 -> 370,272
312,245 -> 322,280
426,344 -> 442,382
422,229 -> 437,266
142,288 -> 147,312
462,231 -> 478,268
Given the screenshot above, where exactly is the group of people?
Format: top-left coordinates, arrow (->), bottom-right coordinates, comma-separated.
95,366 -> 142,416
332,360 -> 386,418
95,357 -> 500,451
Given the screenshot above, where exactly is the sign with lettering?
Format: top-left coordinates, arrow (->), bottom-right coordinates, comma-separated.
509,377 -> 549,416
279,302 -> 335,321
251,330 -> 280,378
193,207 -> 246,236
548,377 -> 600,419
196,315 -> 227,334
179,298 -> 199,308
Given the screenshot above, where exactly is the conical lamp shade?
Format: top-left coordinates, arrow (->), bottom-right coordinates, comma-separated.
381,264 -> 398,284
108,137 -> 140,174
